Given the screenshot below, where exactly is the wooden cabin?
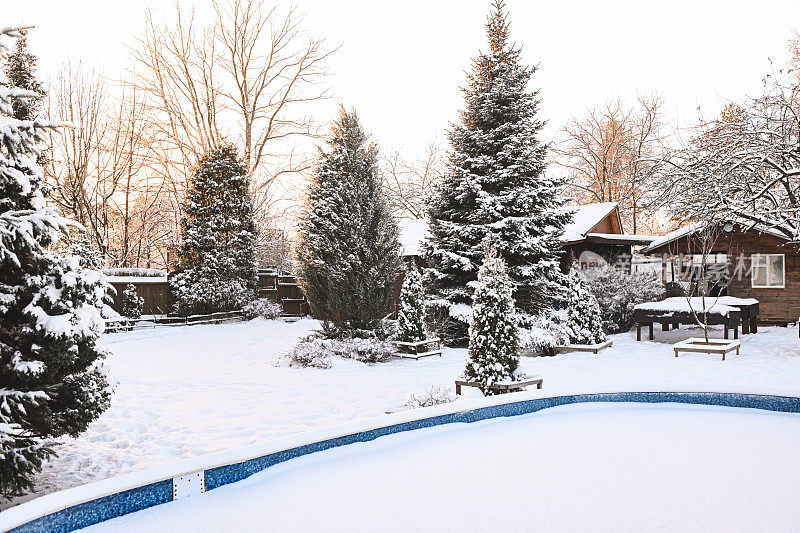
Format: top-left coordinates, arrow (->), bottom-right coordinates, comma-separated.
560,202 -> 656,272
642,223 -> 799,324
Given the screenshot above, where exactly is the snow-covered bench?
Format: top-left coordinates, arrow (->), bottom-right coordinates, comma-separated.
454,377 -> 543,395
634,297 -> 747,341
674,338 -> 741,361
554,339 -> 613,354
392,338 -> 442,359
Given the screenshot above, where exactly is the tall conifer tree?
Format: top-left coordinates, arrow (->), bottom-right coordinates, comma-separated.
424,1 -> 571,344
3,33 -> 44,120
172,146 -> 258,315
0,26 -> 111,499
297,106 -> 401,334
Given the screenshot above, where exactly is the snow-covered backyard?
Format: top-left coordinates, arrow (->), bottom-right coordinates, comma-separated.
5,317 -> 800,510
86,402 -> 800,532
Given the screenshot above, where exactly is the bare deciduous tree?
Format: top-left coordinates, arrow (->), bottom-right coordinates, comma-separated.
655,74 -> 800,244
669,219 -> 736,344
46,64 -> 168,268
382,139 -> 445,219
129,0 -> 335,260
555,94 -> 666,233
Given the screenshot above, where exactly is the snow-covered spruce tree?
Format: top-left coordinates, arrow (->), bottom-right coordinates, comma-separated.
463,249 -> 521,396
64,228 -> 104,270
0,26 -> 111,499
297,106 -> 402,335
3,32 -> 44,121
398,266 -> 426,342
565,268 -> 606,345
171,146 -> 258,315
122,284 -> 143,319
424,0 -> 571,345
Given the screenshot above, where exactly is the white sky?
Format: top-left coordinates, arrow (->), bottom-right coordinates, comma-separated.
5,0 -> 800,159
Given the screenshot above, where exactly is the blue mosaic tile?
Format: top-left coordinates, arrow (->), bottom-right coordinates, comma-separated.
12,391 -> 800,532
9,479 -> 172,533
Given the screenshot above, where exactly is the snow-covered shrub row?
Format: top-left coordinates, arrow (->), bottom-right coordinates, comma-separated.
282,336 -> 396,368
519,309 -> 571,357
406,385 -> 455,409
583,265 -> 665,333
242,298 -> 282,320
103,268 -> 167,278
282,338 -> 333,369
336,337 -> 396,363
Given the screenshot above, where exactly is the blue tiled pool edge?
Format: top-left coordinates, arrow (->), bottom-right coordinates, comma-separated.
10,391 -> 800,532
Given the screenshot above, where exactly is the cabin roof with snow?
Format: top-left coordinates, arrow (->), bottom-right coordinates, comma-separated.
562,202 -> 622,243
396,202 -> 656,258
562,202 -> 655,247
641,220 -> 791,255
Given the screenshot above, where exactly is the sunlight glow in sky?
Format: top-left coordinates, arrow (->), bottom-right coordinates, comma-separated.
5,0 -> 800,158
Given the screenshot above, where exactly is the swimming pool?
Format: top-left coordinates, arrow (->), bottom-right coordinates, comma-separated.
81,402 -> 800,532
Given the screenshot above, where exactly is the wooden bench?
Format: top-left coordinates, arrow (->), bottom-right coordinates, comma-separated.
392,338 -> 442,359
673,338 -> 741,361
455,377 -> 543,395
553,339 -> 613,354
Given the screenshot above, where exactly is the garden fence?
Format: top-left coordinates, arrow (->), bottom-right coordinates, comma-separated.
104,311 -> 244,332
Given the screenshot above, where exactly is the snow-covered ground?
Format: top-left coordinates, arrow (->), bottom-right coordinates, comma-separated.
85,402 -> 800,532
4,318 -> 800,510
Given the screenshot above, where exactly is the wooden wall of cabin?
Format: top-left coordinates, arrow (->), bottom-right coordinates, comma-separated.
646,229 -> 800,324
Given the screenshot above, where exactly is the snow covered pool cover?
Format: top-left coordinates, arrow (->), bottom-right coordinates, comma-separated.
76,403 -> 800,531
6,391 -> 800,532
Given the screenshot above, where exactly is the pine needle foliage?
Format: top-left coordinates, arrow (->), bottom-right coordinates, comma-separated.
464,248 -> 521,395
424,0 -> 570,344
565,268 -> 606,345
297,107 -> 401,335
398,266 -> 426,342
0,27 -> 111,499
172,146 -> 258,315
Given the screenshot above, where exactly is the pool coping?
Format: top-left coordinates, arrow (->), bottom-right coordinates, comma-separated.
4,390 -> 800,532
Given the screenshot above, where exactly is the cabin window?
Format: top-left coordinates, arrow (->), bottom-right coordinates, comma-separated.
751,254 -> 785,288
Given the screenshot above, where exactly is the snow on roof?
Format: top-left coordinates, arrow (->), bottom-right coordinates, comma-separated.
397,203 -> 624,257
641,222 -> 707,253
562,202 -> 620,243
398,218 -> 429,257
642,220 -> 791,254
585,233 -> 657,245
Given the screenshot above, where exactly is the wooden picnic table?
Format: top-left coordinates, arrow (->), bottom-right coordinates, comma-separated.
633,297 -> 749,341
